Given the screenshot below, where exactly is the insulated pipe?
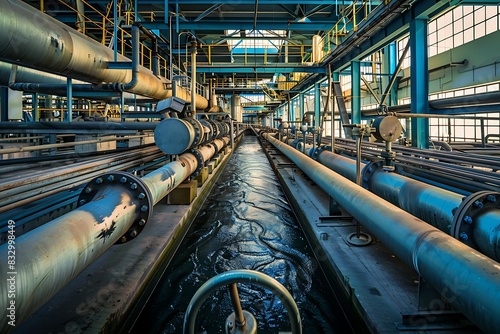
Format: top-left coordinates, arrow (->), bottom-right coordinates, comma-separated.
0,184 -> 142,332
263,133 -> 500,334
0,0 -> 208,109
0,136 -> 227,331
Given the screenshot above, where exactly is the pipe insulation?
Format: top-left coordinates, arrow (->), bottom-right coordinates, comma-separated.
263,133 -> 500,334
0,137 -> 229,331
314,149 -> 500,262
0,0 -> 208,109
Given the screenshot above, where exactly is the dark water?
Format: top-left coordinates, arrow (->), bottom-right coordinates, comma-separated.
132,135 -> 351,333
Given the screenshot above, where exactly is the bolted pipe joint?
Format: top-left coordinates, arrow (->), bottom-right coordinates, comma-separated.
451,191 -> 500,261
77,171 -> 153,243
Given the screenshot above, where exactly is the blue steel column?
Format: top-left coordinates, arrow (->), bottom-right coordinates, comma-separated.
351,60 -> 361,126
290,98 -> 296,123
314,82 -> 321,127
382,43 -> 398,106
410,18 -> 429,148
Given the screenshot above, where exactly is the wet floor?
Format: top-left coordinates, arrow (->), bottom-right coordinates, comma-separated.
131,135 -> 351,333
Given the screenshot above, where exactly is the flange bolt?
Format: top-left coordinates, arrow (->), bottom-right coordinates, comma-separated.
487,195 -> 497,203
463,216 -> 473,224
138,219 -> 146,226
131,183 -> 138,190
460,232 -> 469,241
140,205 -> 148,212
138,193 -> 145,199
120,176 -> 127,183
107,175 -> 115,182
84,187 -> 92,194
473,200 -> 483,209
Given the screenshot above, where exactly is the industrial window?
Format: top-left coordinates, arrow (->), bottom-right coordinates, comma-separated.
429,5 -> 499,57
399,5 -> 500,65
429,112 -> 500,143
226,30 -> 285,53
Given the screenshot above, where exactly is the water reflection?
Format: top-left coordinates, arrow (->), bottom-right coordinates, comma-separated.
133,135 -> 349,333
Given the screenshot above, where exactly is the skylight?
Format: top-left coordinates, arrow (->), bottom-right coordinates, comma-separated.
226,30 -> 286,51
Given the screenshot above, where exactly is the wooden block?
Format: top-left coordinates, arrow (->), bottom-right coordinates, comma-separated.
206,161 -> 215,174
168,180 -> 198,204
193,167 -> 208,187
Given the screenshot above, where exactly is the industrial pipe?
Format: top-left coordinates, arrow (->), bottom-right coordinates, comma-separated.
263,133 -> 500,334
0,135 -> 228,331
154,118 -> 230,155
313,148 -> 500,262
0,0 -> 208,109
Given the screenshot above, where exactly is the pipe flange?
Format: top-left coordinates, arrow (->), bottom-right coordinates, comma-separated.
451,191 -> 500,249
211,140 -> 220,154
206,119 -> 219,138
200,119 -> 214,143
189,148 -> 205,178
311,145 -> 331,160
185,117 -> 204,146
78,171 -> 153,244
361,161 -> 383,190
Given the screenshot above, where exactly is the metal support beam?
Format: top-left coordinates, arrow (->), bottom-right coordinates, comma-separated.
381,40 -> 409,107
351,60 -> 361,126
314,83 -> 321,128
410,18 -> 429,148
196,65 -> 326,74
381,42 -> 398,106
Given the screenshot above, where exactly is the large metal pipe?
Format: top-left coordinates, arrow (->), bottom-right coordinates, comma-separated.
263,133 -> 500,333
0,136 -> 228,331
315,149 -> 500,262
0,0 -> 208,109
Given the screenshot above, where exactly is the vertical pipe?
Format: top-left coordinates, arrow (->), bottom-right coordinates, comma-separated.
351,59 -> 361,126
66,77 -> 72,122
191,40 -> 197,116
410,19 -> 429,148
32,92 -> 38,121
314,82 -> 321,128
113,0 -> 118,62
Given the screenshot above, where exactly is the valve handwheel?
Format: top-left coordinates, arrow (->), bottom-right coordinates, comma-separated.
183,269 -> 302,334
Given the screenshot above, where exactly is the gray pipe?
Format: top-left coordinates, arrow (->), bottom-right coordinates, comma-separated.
0,136 -> 227,331
0,0 -> 208,109
315,149 -> 500,262
264,133 -> 500,334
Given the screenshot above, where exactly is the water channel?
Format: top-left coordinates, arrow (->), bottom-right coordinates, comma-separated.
131,134 -> 352,333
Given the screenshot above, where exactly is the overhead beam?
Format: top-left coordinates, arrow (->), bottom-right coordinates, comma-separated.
142,20 -> 336,31
194,3 -> 224,22
195,65 -> 326,74
324,0 -> 453,72
145,0 -> 354,4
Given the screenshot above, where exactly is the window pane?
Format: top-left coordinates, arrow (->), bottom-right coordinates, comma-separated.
486,17 -> 497,35
475,21 -> 486,38
464,13 -> 473,27
464,27 -> 474,43
475,6 -> 486,23
453,32 -> 463,47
